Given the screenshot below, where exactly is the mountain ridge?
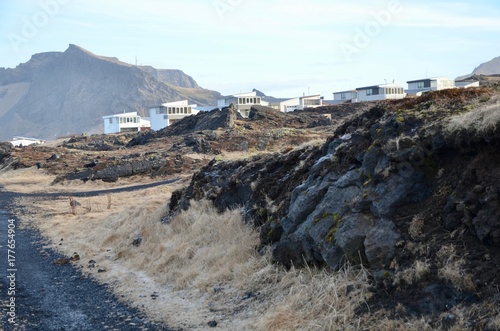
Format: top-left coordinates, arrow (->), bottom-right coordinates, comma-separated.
457,56 -> 500,81
0,44 -> 221,141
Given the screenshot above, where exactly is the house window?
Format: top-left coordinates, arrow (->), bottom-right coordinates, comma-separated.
417,81 -> 425,89
108,118 -> 113,124
163,115 -> 168,119
341,93 -> 346,99
366,89 -> 373,96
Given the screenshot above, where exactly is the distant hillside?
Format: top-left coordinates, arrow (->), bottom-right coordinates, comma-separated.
457,56 -> 500,81
0,44 -> 221,141
471,56 -> 500,75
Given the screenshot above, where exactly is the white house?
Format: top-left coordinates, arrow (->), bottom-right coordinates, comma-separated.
455,81 -> 480,89
356,83 -> 406,102
406,77 -> 455,96
9,137 -> 45,147
270,95 -> 323,112
103,112 -> 150,134
149,100 -> 200,131
333,90 -> 358,104
298,94 -> 323,110
217,91 -> 269,117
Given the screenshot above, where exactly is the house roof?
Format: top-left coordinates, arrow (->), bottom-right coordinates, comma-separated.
12,136 -> 45,142
333,90 -> 357,95
229,91 -> 257,97
300,94 -> 321,99
407,77 -> 451,83
102,112 -> 139,119
356,82 -> 403,90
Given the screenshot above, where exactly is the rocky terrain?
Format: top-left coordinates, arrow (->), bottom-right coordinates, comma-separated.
0,44 -> 221,141
1,86 -> 500,329
0,103 -> 356,184
168,87 -> 500,328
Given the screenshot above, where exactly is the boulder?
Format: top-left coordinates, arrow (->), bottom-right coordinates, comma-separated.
364,219 -> 400,269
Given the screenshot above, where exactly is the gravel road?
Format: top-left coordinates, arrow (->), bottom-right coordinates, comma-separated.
0,182 -> 178,331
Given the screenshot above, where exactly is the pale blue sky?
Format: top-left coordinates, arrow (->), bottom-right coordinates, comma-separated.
1,0 -> 500,98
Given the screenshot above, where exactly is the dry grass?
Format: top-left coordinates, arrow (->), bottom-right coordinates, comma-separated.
0,167 -> 57,192
8,171 -> 491,330
393,260 -> 430,286
0,166 -> 182,194
444,95 -> 500,144
253,264 -> 372,331
12,180 -> 385,331
436,245 -> 475,292
408,214 -> 425,240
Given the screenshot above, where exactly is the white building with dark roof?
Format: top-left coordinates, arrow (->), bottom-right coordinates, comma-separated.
333,90 -> 358,104
406,77 -> 455,96
356,83 -> 406,102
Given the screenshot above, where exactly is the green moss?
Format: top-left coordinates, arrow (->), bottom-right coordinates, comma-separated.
325,214 -> 342,243
396,110 -> 405,123
367,139 -> 380,152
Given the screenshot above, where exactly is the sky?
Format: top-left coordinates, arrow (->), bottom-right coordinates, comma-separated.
1,0 -> 500,99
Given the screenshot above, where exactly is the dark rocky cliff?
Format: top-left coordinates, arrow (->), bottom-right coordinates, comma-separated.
169,88 -> 500,322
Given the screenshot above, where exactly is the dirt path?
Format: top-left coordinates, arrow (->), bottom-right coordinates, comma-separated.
0,181 -> 179,330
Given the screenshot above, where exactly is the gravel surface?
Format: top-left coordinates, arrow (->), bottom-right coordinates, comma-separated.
0,188 -> 176,331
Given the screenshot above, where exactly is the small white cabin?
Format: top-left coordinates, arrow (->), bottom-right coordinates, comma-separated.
271,95 -> 323,113
406,77 -> 455,96
103,112 -> 150,134
9,137 -> 45,147
356,83 -> 406,102
149,100 -> 200,131
333,90 -> 358,104
217,91 -> 269,117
